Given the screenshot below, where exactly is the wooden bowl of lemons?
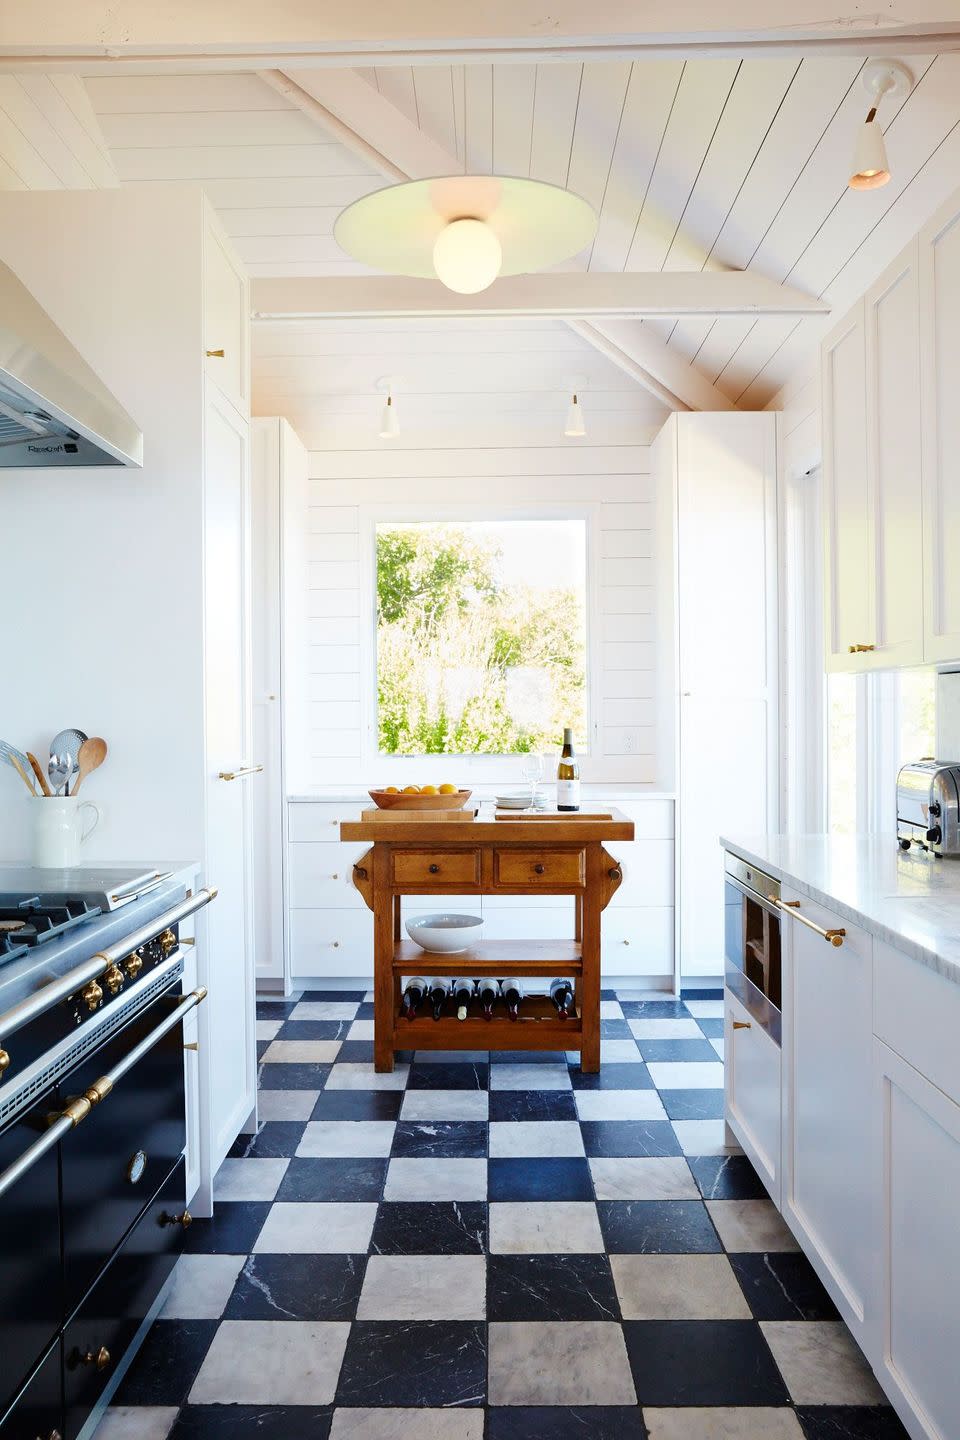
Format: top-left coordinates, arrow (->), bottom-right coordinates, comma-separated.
368,784 -> 472,810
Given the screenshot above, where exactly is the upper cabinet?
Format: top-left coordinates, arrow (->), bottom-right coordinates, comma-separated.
203,217 -> 249,417
822,184 -> 960,671
920,191 -> 960,663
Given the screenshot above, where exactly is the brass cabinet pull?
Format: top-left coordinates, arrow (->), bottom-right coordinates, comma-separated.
847,643 -> 876,653
769,895 -> 845,946
184,1041 -> 199,1052
161,1209 -> 192,1229
81,1346 -> 111,1371
218,763 -> 264,781
732,1019 -> 751,1030
205,348 -> 225,357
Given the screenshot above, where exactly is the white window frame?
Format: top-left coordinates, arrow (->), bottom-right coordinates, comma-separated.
357,501 -> 602,783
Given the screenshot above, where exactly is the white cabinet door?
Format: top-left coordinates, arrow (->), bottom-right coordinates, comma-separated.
873,1040 -> 960,1440
725,988 -> 781,1205
203,217 -> 248,417
822,300 -> 872,670
198,386 -> 256,1209
920,191 -> 960,663
864,242 -> 925,668
781,891 -> 873,1344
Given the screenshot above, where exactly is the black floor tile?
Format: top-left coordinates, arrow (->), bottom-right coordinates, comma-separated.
256,1040 -> 271,1060
256,999 -> 299,1019
257,1063 -> 332,1090
697,1018 -> 725,1039
580,1120 -> 682,1158
571,1062 -> 655,1090
730,1251 -> 841,1321
276,1157 -> 387,1203
391,1120 -> 487,1158
598,1200 -> 722,1253
179,1202 -> 272,1255
335,1320 -> 486,1406
489,1089 -> 578,1122
488,1157 -> 594,1201
336,1040 -> 375,1062
310,1089 -> 404,1121
407,1061 -> 489,1089
487,1253 -> 620,1321
681,988 -> 723,1000
278,1019 -> 352,1040
223,1252 -> 366,1321
688,1153 -> 767,1199
487,1408 -> 648,1440
301,989 -> 365,1001
112,1320 -> 218,1406
370,1200 -> 487,1254
619,1000 -> 691,1018
636,1037 -> 721,1062
489,1050 -> 570,1063
171,1407 -> 332,1440
623,1319 -> 790,1406
796,1408 -> 912,1440
227,1121 -> 307,1159
659,1088 -> 726,1120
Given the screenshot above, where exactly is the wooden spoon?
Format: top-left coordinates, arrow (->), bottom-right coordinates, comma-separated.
26,752 -> 52,797
73,737 -> 107,795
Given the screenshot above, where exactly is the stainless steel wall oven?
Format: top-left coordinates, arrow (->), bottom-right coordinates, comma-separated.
723,853 -> 782,1045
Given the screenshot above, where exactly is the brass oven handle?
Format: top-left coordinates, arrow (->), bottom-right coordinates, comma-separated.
218,764 -> 264,781
768,895 -> 845,947
0,988 -> 208,1202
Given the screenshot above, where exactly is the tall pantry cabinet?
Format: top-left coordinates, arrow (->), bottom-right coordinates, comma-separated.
0,186 -> 257,1215
653,413 -> 779,980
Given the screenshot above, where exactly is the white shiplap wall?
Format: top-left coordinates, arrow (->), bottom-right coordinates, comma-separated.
297,443 -> 659,789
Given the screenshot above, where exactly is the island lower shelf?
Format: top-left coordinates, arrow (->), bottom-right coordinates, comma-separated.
393,938 -> 583,977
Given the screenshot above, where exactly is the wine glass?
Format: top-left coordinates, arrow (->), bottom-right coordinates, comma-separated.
520,753 -> 544,809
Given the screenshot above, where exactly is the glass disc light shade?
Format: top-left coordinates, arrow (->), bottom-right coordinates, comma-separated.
849,118 -> 891,190
334,175 -> 597,291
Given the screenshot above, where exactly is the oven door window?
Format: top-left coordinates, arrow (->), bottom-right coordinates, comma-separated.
724,880 -> 781,1043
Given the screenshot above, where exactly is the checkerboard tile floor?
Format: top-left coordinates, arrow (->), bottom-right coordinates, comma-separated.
101,990 -> 907,1440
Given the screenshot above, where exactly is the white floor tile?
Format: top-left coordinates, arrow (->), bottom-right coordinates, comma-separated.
256,1019 -> 283,1041
325,1064 -> 410,1091
684,999 -> 724,1018
600,1000 -> 625,1019
297,1120 -> 396,1158
706,1200 -> 800,1253
256,1089 -> 320,1121
589,1156 -> 699,1201
489,1064 -> 571,1090
347,1019 -> 375,1040
384,1158 -> 486,1201
95,1409 -> 179,1440
291,1001 -> 361,1021
253,1202 -> 378,1254
400,1090 -> 489,1122
489,1202 -> 603,1254
160,1254 -> 245,1320
671,1120 -> 741,1157
329,1410 -> 484,1440
642,1408 -> 804,1439
488,1121 -> 585,1158
574,1090 -> 667,1122
260,1039 -> 342,1064
628,1018 -> 704,1039
600,1039 -> 645,1063
357,1255 -> 486,1320
611,1253 -> 751,1319
189,1320 -> 350,1404
647,1062 -> 725,1090
760,1322 -> 887,1405
488,1321 -> 636,1405
710,1038 -> 725,1059
214,1157 -> 288,1202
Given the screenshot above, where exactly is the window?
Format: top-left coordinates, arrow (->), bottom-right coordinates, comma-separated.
374,518 -> 589,756
827,672 -> 861,834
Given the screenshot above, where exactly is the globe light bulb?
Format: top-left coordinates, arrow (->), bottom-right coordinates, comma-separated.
432,218 -> 502,294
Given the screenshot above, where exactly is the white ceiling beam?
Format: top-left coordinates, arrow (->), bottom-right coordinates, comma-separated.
251,272 -> 828,321
569,319 -> 735,413
2,4 -> 958,67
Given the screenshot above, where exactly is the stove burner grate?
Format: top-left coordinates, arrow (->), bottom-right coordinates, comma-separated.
0,897 -> 102,962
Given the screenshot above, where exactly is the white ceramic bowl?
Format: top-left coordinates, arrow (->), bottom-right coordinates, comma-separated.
405,912 -> 484,954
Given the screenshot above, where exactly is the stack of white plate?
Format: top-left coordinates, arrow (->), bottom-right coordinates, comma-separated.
495,792 -> 531,810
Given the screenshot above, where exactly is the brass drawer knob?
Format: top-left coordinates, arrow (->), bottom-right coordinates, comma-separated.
81,1346 -> 111,1371
103,964 -> 124,996
162,1209 -> 192,1229
81,980 -> 103,1012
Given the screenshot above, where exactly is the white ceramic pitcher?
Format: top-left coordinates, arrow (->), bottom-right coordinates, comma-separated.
31,796 -> 100,868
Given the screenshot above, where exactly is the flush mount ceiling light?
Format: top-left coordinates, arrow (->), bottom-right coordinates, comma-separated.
377,377 -> 399,439
849,60 -> 913,191
334,176 -> 597,294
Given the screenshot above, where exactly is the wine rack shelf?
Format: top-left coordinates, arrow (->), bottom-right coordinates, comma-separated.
398,994 -> 581,1050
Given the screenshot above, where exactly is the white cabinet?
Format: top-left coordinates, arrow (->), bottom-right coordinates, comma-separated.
204,219 -> 248,415
780,890 -> 873,1344
920,189 -> 960,663
655,414 -> 779,978
724,988 -> 781,1204
873,1039 -> 960,1440
822,301 -> 872,669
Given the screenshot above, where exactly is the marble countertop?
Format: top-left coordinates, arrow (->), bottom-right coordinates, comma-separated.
289,786 -> 676,803
721,833 -> 960,985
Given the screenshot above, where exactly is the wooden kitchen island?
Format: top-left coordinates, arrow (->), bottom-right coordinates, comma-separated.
341,809 -> 635,1071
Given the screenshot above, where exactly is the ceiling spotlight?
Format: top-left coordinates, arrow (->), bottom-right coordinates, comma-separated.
334,176 -> 597,296
849,60 -> 912,191
377,378 -> 399,439
564,392 -> 586,439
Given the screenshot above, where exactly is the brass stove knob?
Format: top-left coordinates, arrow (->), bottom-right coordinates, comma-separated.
81,980 -> 103,1012
159,928 -> 178,958
81,1345 -> 111,1371
124,952 -> 144,980
0,1048 -> 10,1079
161,1209 -> 192,1229
103,964 -> 124,996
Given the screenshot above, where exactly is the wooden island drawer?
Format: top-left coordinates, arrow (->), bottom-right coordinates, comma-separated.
493,847 -> 586,888
391,849 -> 481,887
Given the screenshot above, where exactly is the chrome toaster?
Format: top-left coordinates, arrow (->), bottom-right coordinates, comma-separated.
897,760 -> 960,857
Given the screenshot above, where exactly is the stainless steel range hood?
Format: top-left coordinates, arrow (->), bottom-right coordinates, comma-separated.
0,258 -> 142,467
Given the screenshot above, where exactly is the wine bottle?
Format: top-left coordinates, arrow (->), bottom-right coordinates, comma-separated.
478,977 -> 500,1020
429,977 -> 452,1021
401,977 -> 428,1021
501,976 -> 524,1021
557,727 -> 580,811
453,978 -> 475,1020
549,977 -> 575,1019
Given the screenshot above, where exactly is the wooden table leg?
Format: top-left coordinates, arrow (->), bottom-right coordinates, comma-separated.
580,843 -> 602,1072
373,847 -> 395,1072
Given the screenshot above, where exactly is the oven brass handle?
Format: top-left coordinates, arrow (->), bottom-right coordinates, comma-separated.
768,896 -> 845,946
218,764 -> 264,781
81,1346 -> 111,1371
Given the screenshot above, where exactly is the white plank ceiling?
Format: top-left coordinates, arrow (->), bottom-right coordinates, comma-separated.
82,54 -> 960,408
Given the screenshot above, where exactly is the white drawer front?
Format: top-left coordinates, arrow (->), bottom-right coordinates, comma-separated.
288,840 -> 371,908
289,908 -> 373,978
607,839 -> 674,908
288,802 -> 363,842
602,907 -> 674,976
874,937 -> 960,1107
725,988 -> 780,1203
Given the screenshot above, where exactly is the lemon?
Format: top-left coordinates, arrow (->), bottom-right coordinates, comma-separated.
420,784 -> 438,795
402,784 -> 421,794
384,786 -> 399,795
438,783 -> 458,795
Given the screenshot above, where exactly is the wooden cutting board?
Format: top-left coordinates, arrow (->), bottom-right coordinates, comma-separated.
361,807 -> 477,823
